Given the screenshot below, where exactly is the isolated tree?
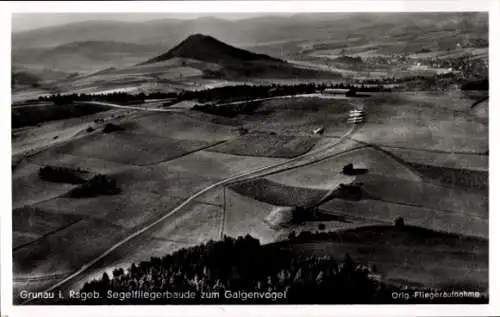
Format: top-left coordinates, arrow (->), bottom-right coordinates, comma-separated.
394,216 -> 405,229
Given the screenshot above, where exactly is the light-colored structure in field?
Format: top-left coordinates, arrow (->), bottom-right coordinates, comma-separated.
324,88 -> 350,94
313,127 -> 324,135
348,109 -> 364,123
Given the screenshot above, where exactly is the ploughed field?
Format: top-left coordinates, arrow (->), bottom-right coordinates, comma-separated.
11,92 -> 488,301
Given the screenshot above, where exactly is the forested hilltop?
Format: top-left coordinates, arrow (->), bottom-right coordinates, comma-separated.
62,233 -> 487,304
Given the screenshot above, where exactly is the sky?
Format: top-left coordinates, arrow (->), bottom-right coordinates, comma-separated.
12,13 -> 292,32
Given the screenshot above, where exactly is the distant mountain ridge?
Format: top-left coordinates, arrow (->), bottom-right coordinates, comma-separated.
141,34 -> 284,65
13,13 -> 488,73
13,13 -> 487,51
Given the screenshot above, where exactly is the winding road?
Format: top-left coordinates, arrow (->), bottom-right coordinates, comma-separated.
21,95 -> 361,304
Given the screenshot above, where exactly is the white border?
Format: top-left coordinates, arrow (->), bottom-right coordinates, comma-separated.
1,1 -> 498,317
3,0 -> 495,13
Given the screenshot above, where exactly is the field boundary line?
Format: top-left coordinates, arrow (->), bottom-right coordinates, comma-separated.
23,100 -> 360,304
13,219 -> 83,252
347,137 -> 489,194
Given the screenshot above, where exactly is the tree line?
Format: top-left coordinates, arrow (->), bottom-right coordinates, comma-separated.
33,82 -> 390,107
33,73 -> 487,108
64,233 -> 486,305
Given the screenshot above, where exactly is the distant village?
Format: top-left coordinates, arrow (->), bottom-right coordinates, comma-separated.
302,40 -> 488,80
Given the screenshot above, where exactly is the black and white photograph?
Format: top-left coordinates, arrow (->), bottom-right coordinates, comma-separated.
1,0 -> 497,314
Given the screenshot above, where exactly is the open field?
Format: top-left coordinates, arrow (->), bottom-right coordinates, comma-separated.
13,218 -> 130,277
209,133 -> 319,158
45,198 -> 226,294
379,147 -> 488,171
12,163 -> 78,209
159,150 -> 287,179
46,131 -> 214,166
13,100 -> 325,299
223,189 -> 284,243
13,207 -> 83,248
237,97 -> 355,136
320,196 -> 487,239
123,111 -> 238,142
271,225 -> 488,290
265,146 -> 421,190
10,46 -> 490,302
407,162 -> 488,190
11,89 -> 489,302
357,174 -> 487,216
32,190 -> 184,229
12,107 -> 131,160
351,92 -> 488,153
230,178 -> 328,207
12,102 -> 111,129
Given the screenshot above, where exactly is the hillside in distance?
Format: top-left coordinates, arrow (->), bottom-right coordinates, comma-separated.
12,41 -> 164,72
142,34 -> 284,65
12,13 -> 487,76
11,33 -> 338,100
11,12 -> 487,98
13,13 -> 487,52
135,34 -> 338,80
66,34 -> 339,89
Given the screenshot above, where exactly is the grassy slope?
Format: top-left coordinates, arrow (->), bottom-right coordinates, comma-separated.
209,133 -> 319,158
269,225 -> 488,290
240,97 -> 354,136
380,147 -> 488,171
230,178 -> 328,207
265,146 -> 420,190
50,131 -> 213,166
352,92 -> 488,153
320,196 -> 487,239
12,103 -> 111,129
161,150 -> 287,179
13,207 -> 83,248
13,218 -> 130,276
12,105 -> 308,297
12,163 -> 77,209
11,90 -> 488,301
12,107 -> 130,160
223,189 -> 284,243
124,112 -> 237,142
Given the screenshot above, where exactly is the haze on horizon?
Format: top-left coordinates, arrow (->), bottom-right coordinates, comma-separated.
12,12 -> 294,32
